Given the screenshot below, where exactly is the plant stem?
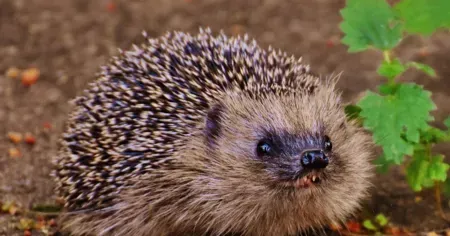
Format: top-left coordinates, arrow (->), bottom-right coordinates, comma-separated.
382,50 -> 397,85
383,50 -> 391,64
426,142 -> 446,219
435,181 -> 445,219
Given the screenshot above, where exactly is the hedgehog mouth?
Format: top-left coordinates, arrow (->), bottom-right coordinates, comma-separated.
275,170 -> 323,189
290,171 -> 321,189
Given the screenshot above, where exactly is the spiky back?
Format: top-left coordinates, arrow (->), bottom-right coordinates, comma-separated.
53,28 -> 320,211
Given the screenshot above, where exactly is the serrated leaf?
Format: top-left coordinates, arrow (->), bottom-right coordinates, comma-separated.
444,116 -> 450,130
406,62 -> 437,77
394,0 -> 450,35
344,104 -> 362,121
339,0 -> 403,52
358,84 -> 435,162
406,152 -> 430,191
375,214 -> 388,226
407,150 -> 449,191
377,59 -> 406,80
420,127 -> 449,144
428,155 -> 449,182
363,219 -> 378,231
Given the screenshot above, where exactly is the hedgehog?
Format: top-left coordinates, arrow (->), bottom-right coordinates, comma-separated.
52,28 -> 373,236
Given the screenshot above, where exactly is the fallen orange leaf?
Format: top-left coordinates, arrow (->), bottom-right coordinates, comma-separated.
7,132 -> 22,143
21,68 -> 40,87
8,147 -> 21,158
6,67 -> 20,79
346,220 -> 361,233
24,133 -> 36,145
384,226 -> 402,235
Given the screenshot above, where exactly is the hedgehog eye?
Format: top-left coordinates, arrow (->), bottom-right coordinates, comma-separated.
324,135 -> 332,152
256,139 -> 273,157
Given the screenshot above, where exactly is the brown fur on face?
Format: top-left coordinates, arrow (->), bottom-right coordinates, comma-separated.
59,81 -> 373,236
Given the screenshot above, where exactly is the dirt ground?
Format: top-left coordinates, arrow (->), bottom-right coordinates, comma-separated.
1,0 -> 450,235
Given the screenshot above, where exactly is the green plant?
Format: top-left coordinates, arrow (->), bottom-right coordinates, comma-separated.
363,213 -> 389,234
339,0 -> 450,216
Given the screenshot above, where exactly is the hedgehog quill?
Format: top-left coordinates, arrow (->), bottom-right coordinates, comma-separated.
53,28 -> 373,236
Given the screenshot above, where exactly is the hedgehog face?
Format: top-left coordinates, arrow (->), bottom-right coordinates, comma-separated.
197,85 -> 372,232
254,131 -> 333,188
203,84 -> 372,197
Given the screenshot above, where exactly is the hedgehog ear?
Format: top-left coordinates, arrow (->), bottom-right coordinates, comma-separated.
204,103 -> 224,147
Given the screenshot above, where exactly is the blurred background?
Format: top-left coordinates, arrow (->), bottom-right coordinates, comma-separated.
1,0 -> 450,235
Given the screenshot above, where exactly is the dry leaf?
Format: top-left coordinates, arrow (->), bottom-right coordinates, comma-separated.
9,148 -> 21,158
24,133 -> 36,145
21,68 -> 40,86
6,67 -> 20,79
8,132 -> 23,143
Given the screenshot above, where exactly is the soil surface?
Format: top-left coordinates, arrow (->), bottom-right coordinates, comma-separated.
1,0 -> 450,235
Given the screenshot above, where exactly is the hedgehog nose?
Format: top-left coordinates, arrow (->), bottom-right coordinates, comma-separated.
301,150 -> 329,169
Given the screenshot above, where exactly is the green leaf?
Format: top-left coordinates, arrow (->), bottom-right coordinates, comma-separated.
428,154 -> 449,182
340,0 -> 403,52
378,83 -> 399,95
344,104 -> 362,121
422,178 -> 435,188
406,62 -> 437,77
420,127 -> 449,144
363,219 -> 378,231
358,84 -> 435,162
1,201 -> 12,212
406,151 -> 430,191
375,213 -> 389,226
407,150 -> 449,191
442,178 -> 450,197
394,0 -> 450,35
444,116 -> 450,130
377,59 -> 406,80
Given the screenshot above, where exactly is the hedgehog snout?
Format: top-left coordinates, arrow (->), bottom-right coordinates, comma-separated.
300,149 -> 329,169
